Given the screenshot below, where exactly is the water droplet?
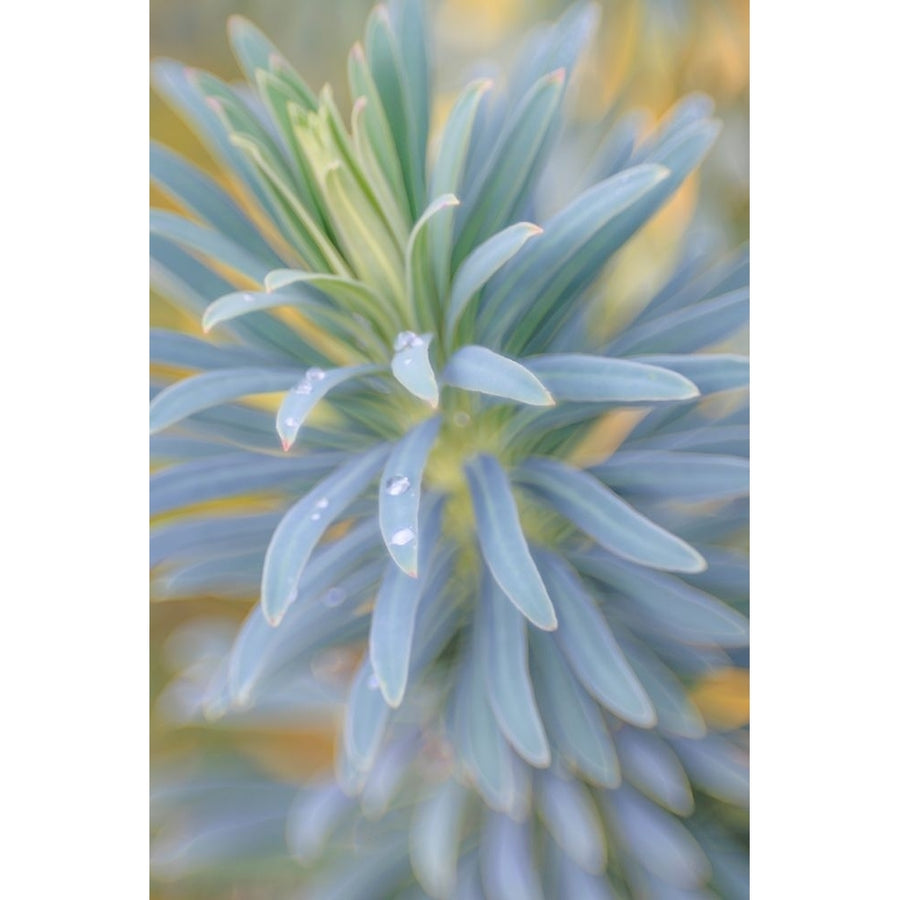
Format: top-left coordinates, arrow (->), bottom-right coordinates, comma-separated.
453,411 -> 471,427
315,498 -> 329,509
310,512 -> 321,521
390,528 -> 415,547
242,292 -> 255,303
367,673 -> 380,690
402,357 -> 413,366
283,416 -> 300,429
306,367 -> 326,382
322,587 -> 346,608
293,380 -> 313,395
394,330 -> 424,352
385,475 -> 410,496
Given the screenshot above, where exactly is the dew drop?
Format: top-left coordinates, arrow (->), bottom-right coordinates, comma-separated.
293,380 -> 313,395
385,475 -> 411,497
306,367 -> 326,381
310,512 -> 321,521
453,411 -> 471,427
322,587 -> 346,608
394,330 -> 424,352
390,527 -> 415,547
367,673 -> 380,690
283,416 -> 300,429
242,292 -> 255,303
315,498 -> 329,509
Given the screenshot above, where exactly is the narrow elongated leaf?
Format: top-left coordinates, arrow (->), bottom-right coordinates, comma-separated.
149,210 -> 272,284
455,69 -> 565,260
150,142 -> 277,263
481,814 -> 543,900
343,657 -> 391,773
530,631 -> 620,787
592,451 -> 749,503
369,563 -> 422,708
673,736 -> 749,807
465,455 -> 557,630
481,573 -> 551,766
538,770 -> 606,873
552,849 -> 617,900
606,787 -> 710,888
378,416 -> 441,575
276,365 -> 381,451
444,346 -> 555,406
409,780 -> 467,900
453,643 -> 517,813
149,368 -> 301,434
429,79 -> 493,291
406,195 -> 460,332
391,332 -> 439,407
286,785 -> 352,863
606,288 -> 749,356
582,554 -> 749,647
534,551 -> 655,726
616,727 -> 694,816
445,223 -> 542,345
261,445 -> 389,624
515,457 -> 706,573
630,354 -> 749,395
150,451 -> 343,517
150,329 -> 268,371
524,354 -> 699,402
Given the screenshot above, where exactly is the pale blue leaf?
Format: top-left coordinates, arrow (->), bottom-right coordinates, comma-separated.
515,457 -> 706,573
443,346 -> 555,406
286,784 -> 352,863
524,354 -> 699,403
530,631 -> 620,787
150,328 -> 269,371
276,365 -> 382,451
534,550 -> 655,726
343,657 -> 391,773
538,770 -> 606,873
582,554 -> 749,647
591,451 -> 749,503
465,455 -> 557,630
410,780 -> 468,900
616,727 -> 694,816
261,445 -> 389,624
391,331 -> 439,407
480,572 -> 551,766
378,416 -> 442,576
629,354 -> 749,395
673,736 -> 749,807
481,814 -> 543,900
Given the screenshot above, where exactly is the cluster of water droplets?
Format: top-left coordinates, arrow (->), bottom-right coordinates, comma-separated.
385,474 -> 411,496
291,367 -> 327,396
310,497 -> 329,522
393,331 -> 425,352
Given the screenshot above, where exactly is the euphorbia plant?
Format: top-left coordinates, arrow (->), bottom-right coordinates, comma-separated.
150,2 -> 749,896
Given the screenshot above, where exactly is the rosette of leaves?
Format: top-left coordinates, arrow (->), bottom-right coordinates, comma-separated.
150,2 -> 749,897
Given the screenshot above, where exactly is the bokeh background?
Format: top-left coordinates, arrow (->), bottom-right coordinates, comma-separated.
150,2 -> 748,896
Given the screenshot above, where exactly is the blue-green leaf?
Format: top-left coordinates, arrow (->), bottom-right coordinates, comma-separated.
150,329 -> 268,371
592,451 -> 750,503
481,814 -> 543,900
406,195 -> 460,332
149,368 -> 301,434
672,735 -> 749,807
616,727 -> 694,816
582,554 -> 749,647
481,572 -> 550,766
444,346 -> 555,406
343,657 -> 391,773
524,354 -> 700,403
261,445 -> 389,624
465,455 -> 557,630
516,457 -> 706,573
445,223 -> 542,345
378,416 -> 442,576
409,780 -> 468,900
276,365 -> 382,451
391,331 -> 439,407
530,631 -> 620,787
538,770 -> 607,873
629,354 -> 749,395
534,551 -> 655,726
